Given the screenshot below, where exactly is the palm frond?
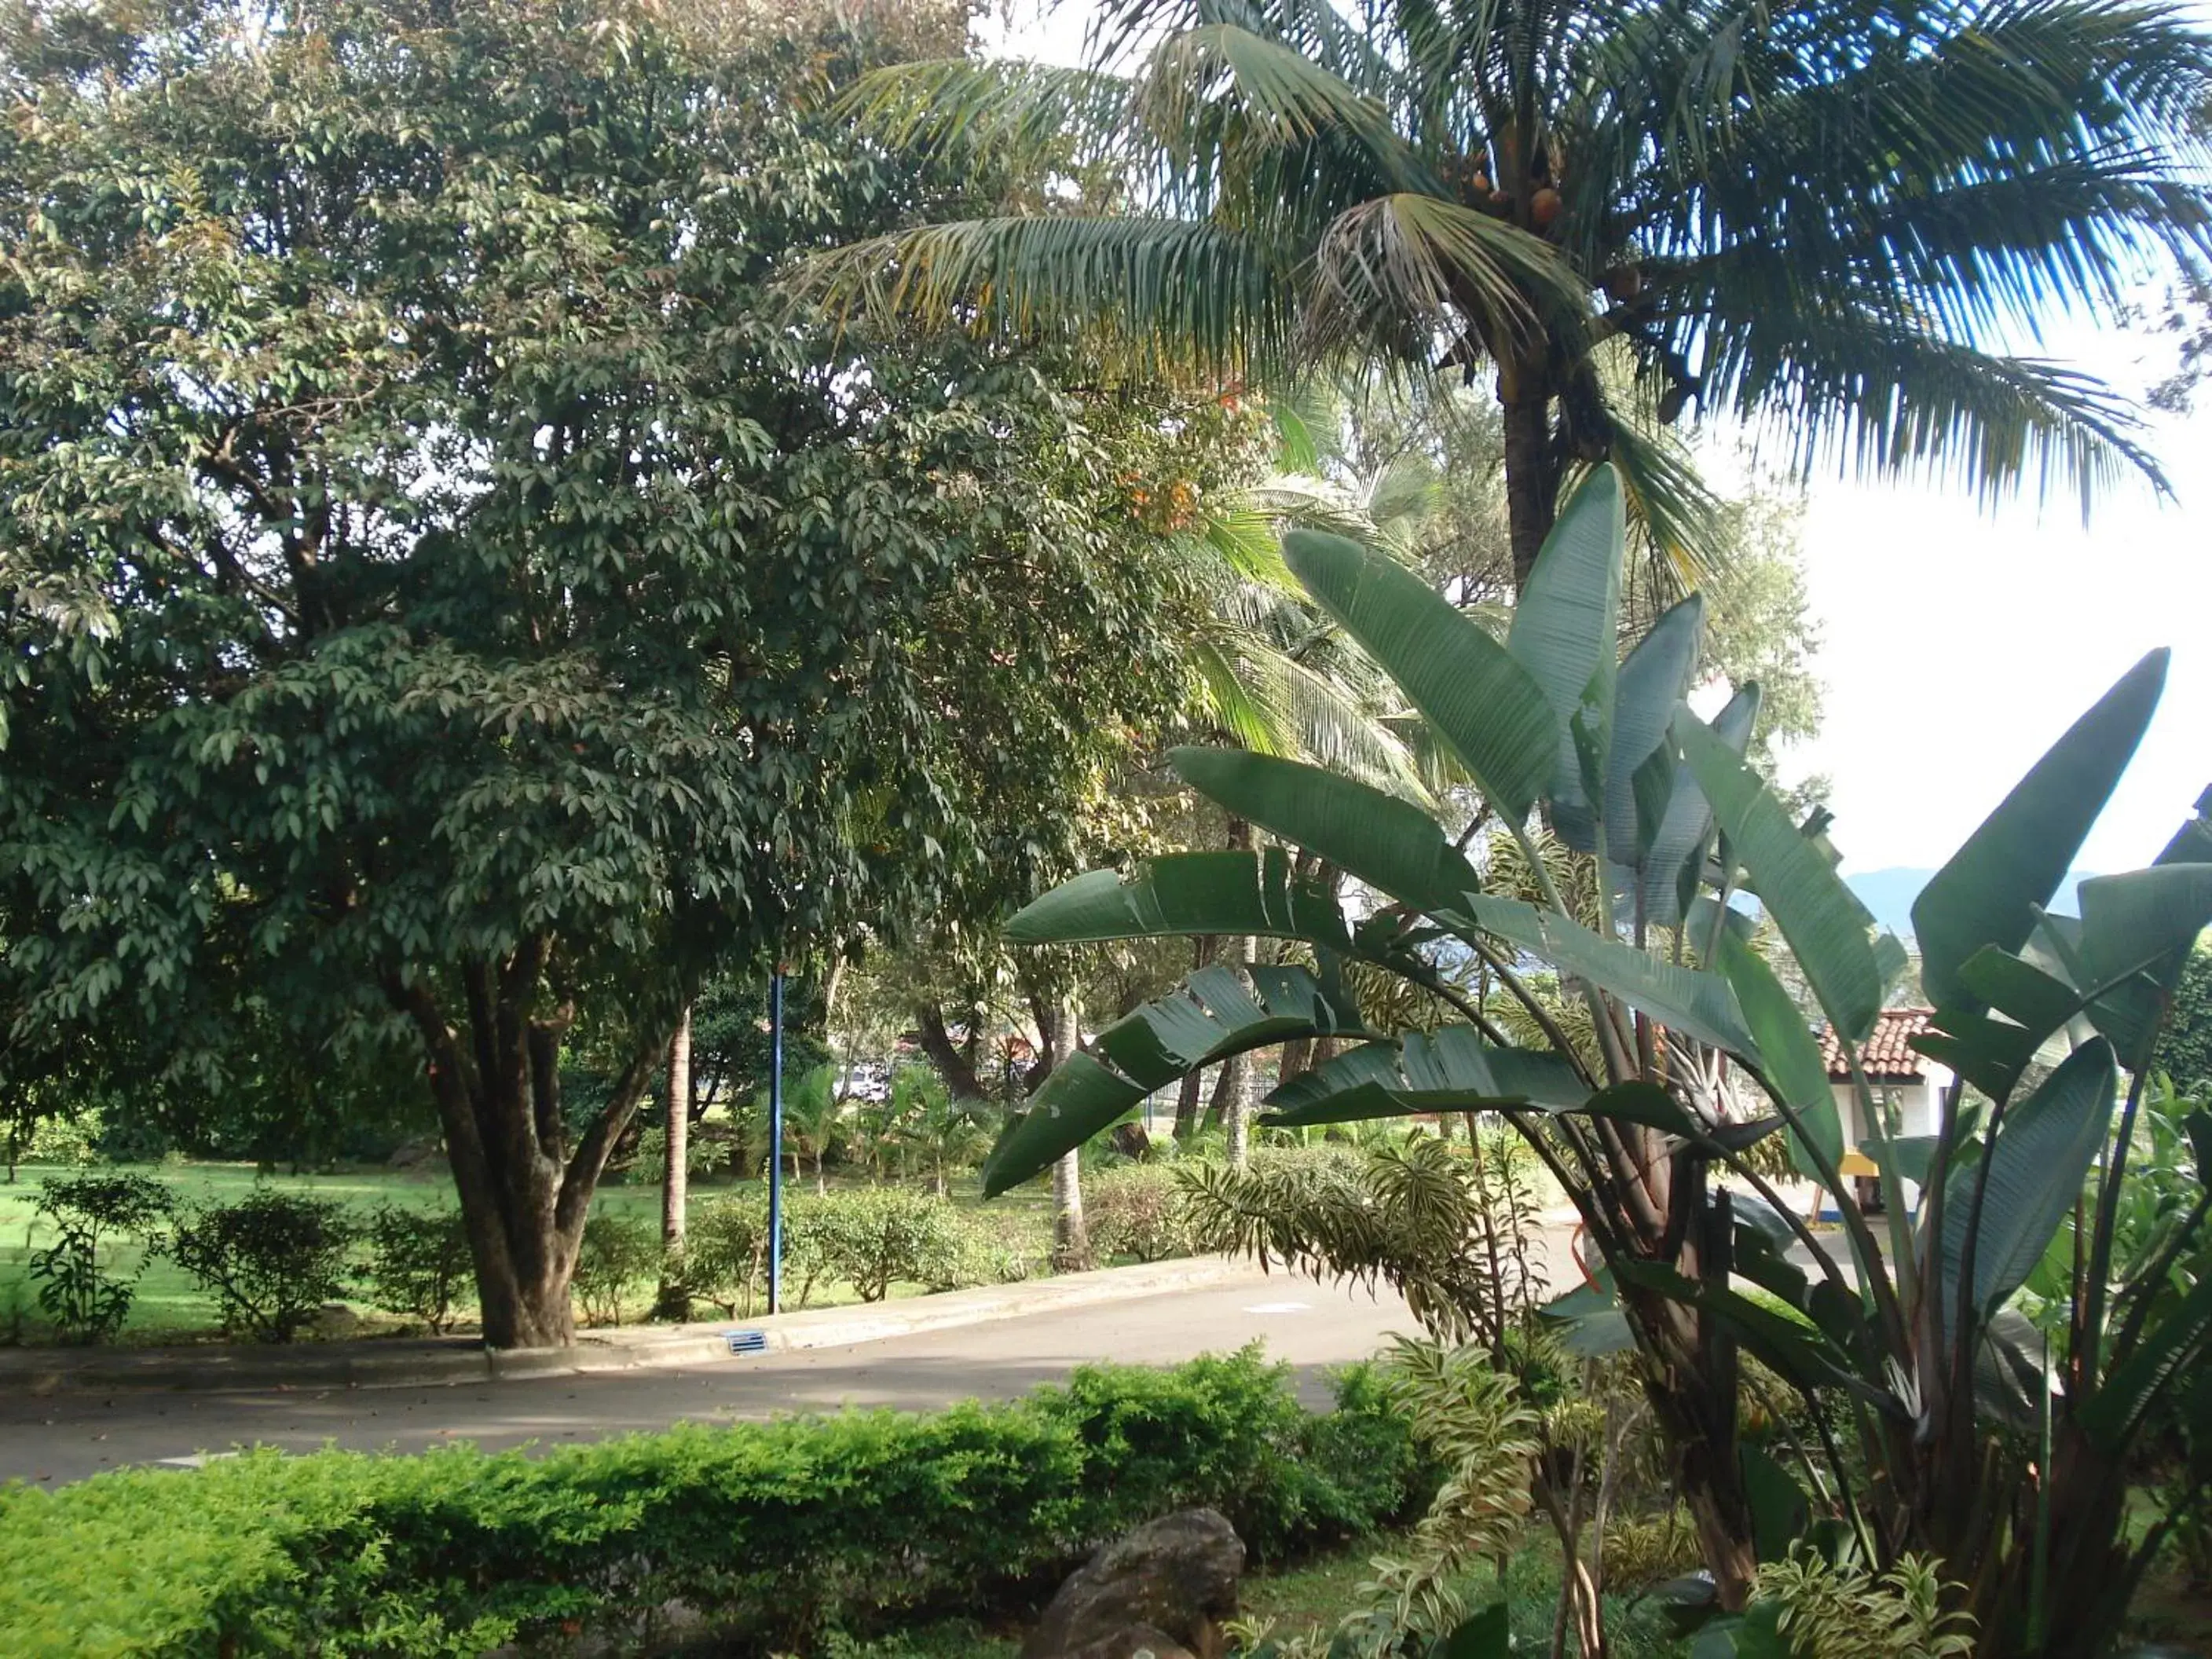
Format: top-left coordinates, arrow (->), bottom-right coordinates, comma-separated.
1302,193 -> 1587,364
783,215 -> 1296,379
1133,23 -> 1430,190
1598,418 -> 1728,591
834,57 -> 1144,181
1711,310 -> 2168,508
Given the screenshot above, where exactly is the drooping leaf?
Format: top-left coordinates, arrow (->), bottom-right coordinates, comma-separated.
1716,928 -> 1841,1178
1910,1009 -> 2045,1100
1599,594 -> 1705,866
1167,747 -> 1478,912
1739,1443 -> 1809,1564
2082,1269 -> 2212,1448
1957,944 -> 2082,1038
1541,1274 -> 1636,1357
1511,466 -> 1625,838
1261,1026 -> 1585,1125
1913,651 -> 2168,1013
1437,1598 -> 1511,1659
1940,1038 -> 2119,1319
1458,894 -> 1756,1056
1283,528 -> 1555,823
1676,712 -> 1884,1045
2075,865 -> 2212,1070
1613,1258 -> 1897,1412
1641,683 -> 1761,929
1005,849 -> 1353,948
983,964 -> 1368,1194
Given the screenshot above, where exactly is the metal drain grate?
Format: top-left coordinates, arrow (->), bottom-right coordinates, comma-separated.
723,1329 -> 769,1356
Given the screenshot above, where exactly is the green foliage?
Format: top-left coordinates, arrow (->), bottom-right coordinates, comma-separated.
571,1212 -> 661,1328
2153,943 -> 2212,1096
683,1190 -> 788,1318
1181,1136 -> 1544,1350
1338,1340 -> 1539,1654
0,0 -> 1210,1345
993,456 -> 2212,1651
361,1205 -> 474,1335
0,1351 -> 1426,1656
1084,1163 -> 1199,1262
166,1192 -> 358,1342
1738,1551 -> 1977,1659
804,1187 -> 963,1304
27,1172 -> 172,1343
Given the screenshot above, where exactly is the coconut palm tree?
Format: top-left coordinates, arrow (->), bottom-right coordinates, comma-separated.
799,0 -> 2212,587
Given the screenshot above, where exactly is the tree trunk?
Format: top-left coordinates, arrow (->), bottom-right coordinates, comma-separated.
1221,1013 -> 1254,1170
1500,361 -> 1557,592
1172,1068 -> 1204,1141
387,947 -> 661,1350
655,1002 -> 692,1320
1040,997 -> 1093,1271
914,1002 -> 989,1100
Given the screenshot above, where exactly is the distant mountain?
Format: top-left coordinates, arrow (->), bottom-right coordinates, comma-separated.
1844,866 -> 2100,939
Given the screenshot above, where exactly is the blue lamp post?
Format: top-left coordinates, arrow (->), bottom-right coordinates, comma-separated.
767,965 -> 786,1315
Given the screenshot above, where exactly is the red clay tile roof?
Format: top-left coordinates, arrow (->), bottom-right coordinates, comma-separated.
1819,1008 -> 1934,1082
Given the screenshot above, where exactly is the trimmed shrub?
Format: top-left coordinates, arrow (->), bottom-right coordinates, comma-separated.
361,1205 -> 474,1334
572,1211 -> 661,1327
1085,1163 -> 1198,1262
0,1350 -> 1427,1656
167,1191 -> 357,1342
808,1187 -> 965,1302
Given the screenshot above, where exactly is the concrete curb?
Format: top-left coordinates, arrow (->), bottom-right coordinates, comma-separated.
0,1255 -> 1256,1397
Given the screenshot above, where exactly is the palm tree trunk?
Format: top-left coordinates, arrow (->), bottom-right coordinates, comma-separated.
1500,361 -> 1558,591
655,1002 -> 692,1319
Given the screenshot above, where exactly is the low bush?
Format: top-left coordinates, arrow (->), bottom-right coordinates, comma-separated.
0,1350 -> 1429,1656
683,1190 -> 783,1317
167,1191 -> 357,1342
572,1211 -> 661,1327
361,1204 -> 474,1334
808,1187 -> 965,1302
27,1172 -> 173,1343
1085,1163 -> 1198,1262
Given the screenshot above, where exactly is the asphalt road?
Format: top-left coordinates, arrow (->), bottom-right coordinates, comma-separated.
0,1269 -> 1418,1486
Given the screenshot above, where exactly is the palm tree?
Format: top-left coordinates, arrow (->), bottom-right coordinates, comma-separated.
800,0 -> 2212,586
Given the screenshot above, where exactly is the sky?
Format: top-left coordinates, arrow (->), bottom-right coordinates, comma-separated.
977,2 -> 2212,878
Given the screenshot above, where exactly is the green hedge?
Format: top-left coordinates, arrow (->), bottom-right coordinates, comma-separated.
0,1350 -> 1429,1657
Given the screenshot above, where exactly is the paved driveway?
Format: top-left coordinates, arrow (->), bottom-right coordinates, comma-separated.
0,1270 -> 1419,1486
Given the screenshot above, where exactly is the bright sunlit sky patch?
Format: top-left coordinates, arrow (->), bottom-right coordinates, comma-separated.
978,2 -> 2212,877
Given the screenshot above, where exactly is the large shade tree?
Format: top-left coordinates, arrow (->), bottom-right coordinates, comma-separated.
802,0 -> 2212,583
0,0 -> 1194,1344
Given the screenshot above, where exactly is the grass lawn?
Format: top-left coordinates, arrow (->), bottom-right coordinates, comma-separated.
0,1160 -> 1056,1345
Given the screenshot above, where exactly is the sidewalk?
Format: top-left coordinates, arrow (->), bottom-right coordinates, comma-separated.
0,1254 -> 1254,1398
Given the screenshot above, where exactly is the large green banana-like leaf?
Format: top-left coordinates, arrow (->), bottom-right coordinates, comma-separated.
1508,466 -> 1624,829
2076,863 -> 2212,1070
1166,747 -> 1477,912
1912,651 -> 2167,1013
1595,594 -> 1705,867
981,963 -> 1371,1195
1261,1026 -> 1587,1125
2082,1269 -> 2212,1449
1005,848 -> 1354,948
1455,894 -> 1756,1056
1715,928 -> 1841,1178
1939,1038 -> 2118,1320
1281,528 -> 1555,823
1612,1259 -> 1899,1413
1913,1004 -> 2049,1099
1635,683 -> 1760,928
1676,712 -> 1885,1046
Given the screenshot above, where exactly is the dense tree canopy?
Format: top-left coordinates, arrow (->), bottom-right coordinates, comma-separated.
0,0 -> 1210,1342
